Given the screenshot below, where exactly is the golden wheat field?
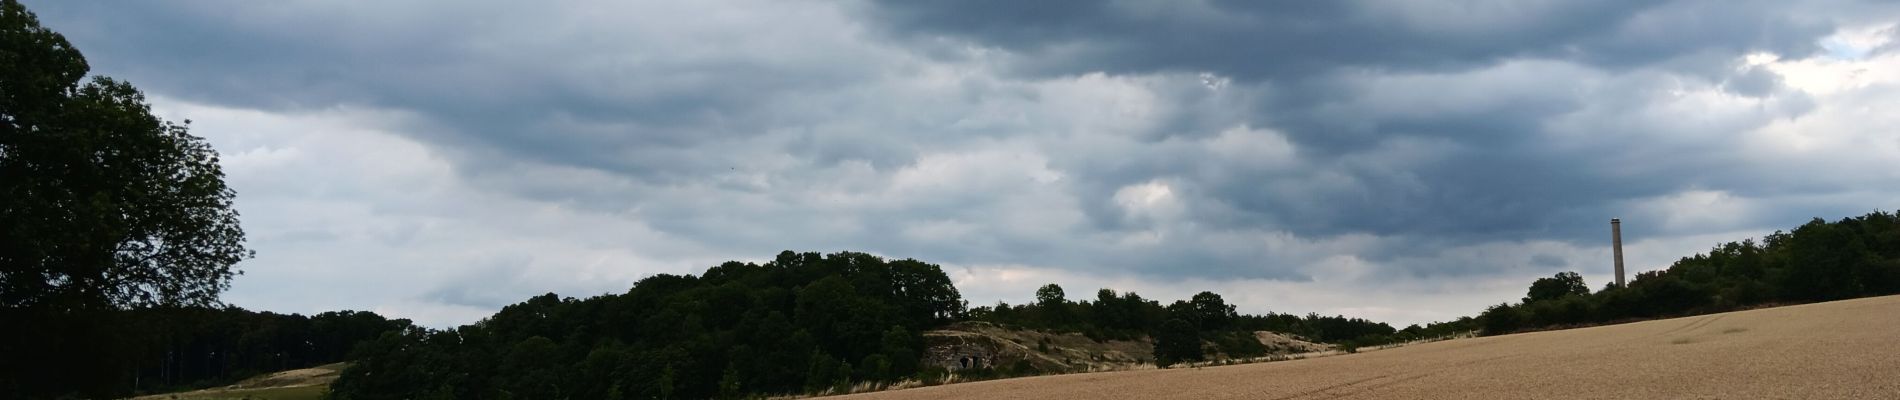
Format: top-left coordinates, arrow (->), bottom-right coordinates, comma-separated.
841,295 -> 1900,399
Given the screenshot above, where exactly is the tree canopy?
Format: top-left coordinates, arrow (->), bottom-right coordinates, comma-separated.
965,283 -> 1452,367
1524,271 -> 1589,303
1481,211 -> 1900,335
1,0 -> 249,310
3,1 -> 256,396
328,251 -> 964,400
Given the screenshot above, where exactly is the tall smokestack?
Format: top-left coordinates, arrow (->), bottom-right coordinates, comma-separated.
1612,218 -> 1626,288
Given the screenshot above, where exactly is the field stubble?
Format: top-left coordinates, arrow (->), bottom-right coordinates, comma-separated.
840,295 -> 1900,399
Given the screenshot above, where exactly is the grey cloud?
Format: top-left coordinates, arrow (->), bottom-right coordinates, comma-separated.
34,1 -> 892,183
420,257 -> 562,310
856,0 -> 1842,80
31,0 -> 1868,251
1724,67 -> 1787,97
850,0 -> 1866,244
1531,254 -> 1568,268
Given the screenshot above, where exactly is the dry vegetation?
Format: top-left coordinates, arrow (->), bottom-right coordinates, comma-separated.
129,363 -> 344,400
841,295 -> 1900,399
925,321 -> 1157,371
923,321 -> 1334,373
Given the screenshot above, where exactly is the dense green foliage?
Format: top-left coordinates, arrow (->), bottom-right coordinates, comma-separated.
328,251 -> 963,399
127,308 -> 408,391
1480,211 -> 1900,335
966,285 -> 1457,366
0,306 -> 406,398
1524,271 -> 1589,303
1151,318 -> 1203,366
0,0 -> 248,311
3,1 -> 265,397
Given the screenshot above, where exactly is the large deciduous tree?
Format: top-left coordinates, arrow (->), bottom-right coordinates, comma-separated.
3,1 -> 248,397
1,0 -> 249,310
1523,271 -> 1588,304
1188,291 -> 1236,330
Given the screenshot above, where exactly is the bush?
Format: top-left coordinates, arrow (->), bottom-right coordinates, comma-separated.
1479,303 -> 1523,335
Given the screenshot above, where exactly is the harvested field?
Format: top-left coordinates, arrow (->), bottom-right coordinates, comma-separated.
130,363 -> 343,400
842,295 -> 1900,399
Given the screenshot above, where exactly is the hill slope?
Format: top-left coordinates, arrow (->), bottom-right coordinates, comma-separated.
922,322 -> 1333,372
842,295 -> 1900,399
129,363 -> 343,400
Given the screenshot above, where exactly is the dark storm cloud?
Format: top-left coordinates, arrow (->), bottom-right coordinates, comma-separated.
858,0 -> 1834,79
40,1 -> 1869,247
1531,254 -> 1568,268
31,1 -> 888,184
855,0 -> 1891,243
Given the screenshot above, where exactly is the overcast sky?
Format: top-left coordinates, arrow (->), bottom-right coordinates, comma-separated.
27,0 -> 1900,327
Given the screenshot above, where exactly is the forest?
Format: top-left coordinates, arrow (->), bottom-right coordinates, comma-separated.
322,251 -> 1471,399
20,209 -> 1897,399
329,251 -> 962,399
1479,211 -> 1900,335
0,305 -> 407,398
325,210 -> 1900,399
965,284 -> 1473,364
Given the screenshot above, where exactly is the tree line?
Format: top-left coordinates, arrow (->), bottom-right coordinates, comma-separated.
1479,211 -> 1900,335
328,251 -> 963,400
325,251 -> 1460,399
966,284 -> 1474,366
0,306 -> 408,397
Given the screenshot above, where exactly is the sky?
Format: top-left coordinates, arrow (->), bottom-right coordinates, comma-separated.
25,0 -> 1900,328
